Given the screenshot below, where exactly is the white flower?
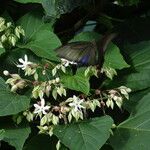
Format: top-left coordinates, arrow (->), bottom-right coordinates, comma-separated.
69,95 -> 85,112
17,55 -> 32,70
34,98 -> 50,115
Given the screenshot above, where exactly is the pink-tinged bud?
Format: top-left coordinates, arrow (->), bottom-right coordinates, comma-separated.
95,89 -> 101,95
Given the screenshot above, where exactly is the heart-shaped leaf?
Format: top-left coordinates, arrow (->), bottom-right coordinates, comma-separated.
104,43 -> 130,70
54,116 -> 113,150
62,69 -> 90,95
110,92 -> 150,150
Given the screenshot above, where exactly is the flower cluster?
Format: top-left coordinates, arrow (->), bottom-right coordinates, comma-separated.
3,71 -> 27,92
104,86 -> 131,109
0,17 -> 25,49
101,66 -> 117,80
32,78 -> 66,100
3,54 -> 131,138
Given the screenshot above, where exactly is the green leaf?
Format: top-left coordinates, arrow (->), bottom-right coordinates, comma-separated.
0,47 -> 5,56
0,129 -> 5,140
17,11 -> 53,41
42,0 -> 93,18
0,77 -> 30,116
14,0 -> 41,3
70,31 -> 101,42
103,43 -> 130,70
2,126 -> 31,150
125,41 -> 150,71
20,29 -> 61,61
124,88 -> 150,112
106,41 -> 150,91
17,11 -> 61,61
109,70 -> 150,91
54,116 -> 113,150
110,92 -> 150,150
62,70 -> 90,95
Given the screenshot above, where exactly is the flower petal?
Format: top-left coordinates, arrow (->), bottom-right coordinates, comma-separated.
18,58 -> 24,63
24,54 -> 28,62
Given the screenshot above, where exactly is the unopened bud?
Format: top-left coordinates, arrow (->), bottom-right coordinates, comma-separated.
11,85 -> 18,92
1,34 -> 7,42
3,70 -> 9,76
9,35 -> 17,46
6,22 -> 12,28
55,77 -> 60,83
95,89 -> 101,95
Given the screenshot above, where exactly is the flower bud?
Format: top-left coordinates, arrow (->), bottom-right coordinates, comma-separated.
9,34 -> 17,46
95,89 -> 100,95
3,70 -> 9,76
15,26 -> 20,38
6,22 -> 12,28
0,17 -> 6,32
0,17 -> 5,25
45,85 -> 51,97
1,34 -> 7,42
11,85 -> 18,92
16,80 -> 26,89
55,77 -> 60,83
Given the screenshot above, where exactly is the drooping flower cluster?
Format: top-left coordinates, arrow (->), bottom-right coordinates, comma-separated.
101,66 -> 117,80
32,78 -> 66,100
0,17 -> 25,49
3,54 -> 132,137
3,71 -> 27,92
104,86 -> 131,109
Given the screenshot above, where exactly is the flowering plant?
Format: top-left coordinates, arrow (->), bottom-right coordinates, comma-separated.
3,53 -> 131,149
0,1 -> 149,149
